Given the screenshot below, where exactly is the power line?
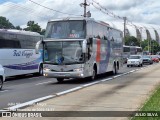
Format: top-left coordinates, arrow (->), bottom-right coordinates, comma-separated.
88,0 -> 123,20
28,0 -> 81,16
2,2 -> 55,21
88,0 -> 160,32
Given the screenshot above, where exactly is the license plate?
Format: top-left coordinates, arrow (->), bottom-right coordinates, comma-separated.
58,73 -> 65,76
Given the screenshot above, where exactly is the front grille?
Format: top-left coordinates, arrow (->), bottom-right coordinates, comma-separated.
50,69 -> 74,72
143,59 -> 149,62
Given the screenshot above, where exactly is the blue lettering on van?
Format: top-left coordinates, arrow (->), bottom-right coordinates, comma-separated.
22,50 -> 33,58
13,50 -> 33,58
13,50 -> 21,56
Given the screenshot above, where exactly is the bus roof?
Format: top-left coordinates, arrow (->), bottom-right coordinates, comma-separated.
48,17 -> 122,32
48,17 -> 94,22
0,29 -> 42,36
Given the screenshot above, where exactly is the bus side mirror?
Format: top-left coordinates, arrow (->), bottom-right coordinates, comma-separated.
82,40 -> 87,53
35,40 -> 42,54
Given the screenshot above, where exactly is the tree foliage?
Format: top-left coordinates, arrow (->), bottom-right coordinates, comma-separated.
151,40 -> 160,54
0,16 -> 15,29
125,36 -> 140,46
0,16 -> 45,35
15,26 -> 22,30
141,39 -> 149,51
141,39 -> 160,54
24,21 -> 45,35
41,29 -> 46,35
24,21 -> 41,33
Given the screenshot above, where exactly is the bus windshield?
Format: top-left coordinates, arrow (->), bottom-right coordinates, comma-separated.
45,20 -> 86,39
44,41 -> 84,64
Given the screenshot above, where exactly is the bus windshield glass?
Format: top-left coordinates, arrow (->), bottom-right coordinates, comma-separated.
45,20 -> 86,39
44,41 -> 84,64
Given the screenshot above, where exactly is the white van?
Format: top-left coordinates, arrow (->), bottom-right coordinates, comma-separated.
0,64 -> 5,90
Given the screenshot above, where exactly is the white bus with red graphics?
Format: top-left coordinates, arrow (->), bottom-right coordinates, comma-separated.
36,17 -> 123,82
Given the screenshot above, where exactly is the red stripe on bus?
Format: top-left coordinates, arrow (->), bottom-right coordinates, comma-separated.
96,39 -> 101,62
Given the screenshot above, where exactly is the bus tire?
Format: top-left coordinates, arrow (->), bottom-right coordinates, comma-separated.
39,64 -> 43,75
88,65 -> 97,80
0,77 -> 3,90
57,78 -> 64,83
112,63 -> 117,75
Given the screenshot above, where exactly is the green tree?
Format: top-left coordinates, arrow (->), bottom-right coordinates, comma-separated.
0,16 -> 15,29
141,39 -> 149,51
125,36 -> 140,46
24,21 -> 45,35
151,40 -> 160,54
24,21 -> 41,33
40,29 -> 46,35
141,39 -> 160,54
15,25 -> 22,30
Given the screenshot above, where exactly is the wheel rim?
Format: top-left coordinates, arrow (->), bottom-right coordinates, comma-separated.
92,69 -> 96,80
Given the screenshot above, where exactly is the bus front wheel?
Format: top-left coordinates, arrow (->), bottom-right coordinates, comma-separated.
39,64 -> 43,75
88,66 -> 97,80
57,78 -> 64,83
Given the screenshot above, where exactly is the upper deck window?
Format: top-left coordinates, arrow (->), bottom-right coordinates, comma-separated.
45,20 -> 86,39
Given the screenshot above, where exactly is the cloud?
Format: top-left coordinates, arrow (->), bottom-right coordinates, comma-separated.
0,0 -> 160,29
93,0 -> 146,10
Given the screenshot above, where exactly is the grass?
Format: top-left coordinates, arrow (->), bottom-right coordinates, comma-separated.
132,85 -> 160,120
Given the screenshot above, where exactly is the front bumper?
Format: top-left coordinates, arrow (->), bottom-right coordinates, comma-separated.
43,70 -> 85,78
143,60 -> 152,64
127,61 -> 141,66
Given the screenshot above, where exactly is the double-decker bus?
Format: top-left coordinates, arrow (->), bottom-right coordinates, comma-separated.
0,29 -> 43,77
36,17 -> 123,82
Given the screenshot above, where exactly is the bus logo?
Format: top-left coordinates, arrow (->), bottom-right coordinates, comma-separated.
13,50 -> 33,58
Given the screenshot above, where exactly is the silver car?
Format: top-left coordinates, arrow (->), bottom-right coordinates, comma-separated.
127,55 -> 143,67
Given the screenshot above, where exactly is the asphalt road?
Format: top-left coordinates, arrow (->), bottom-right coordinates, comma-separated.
0,63 -> 153,110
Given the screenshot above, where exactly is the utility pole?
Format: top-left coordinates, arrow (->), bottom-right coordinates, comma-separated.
80,0 -> 89,17
139,27 -> 143,47
84,0 -> 87,17
123,17 -> 127,45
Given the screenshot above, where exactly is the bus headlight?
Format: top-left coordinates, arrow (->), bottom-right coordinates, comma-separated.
74,68 -> 83,72
44,68 -> 50,71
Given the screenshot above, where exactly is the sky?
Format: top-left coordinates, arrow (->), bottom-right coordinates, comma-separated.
0,0 -> 160,29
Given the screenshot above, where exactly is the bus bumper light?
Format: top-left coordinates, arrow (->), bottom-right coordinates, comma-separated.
44,74 -> 48,77
80,74 -> 84,77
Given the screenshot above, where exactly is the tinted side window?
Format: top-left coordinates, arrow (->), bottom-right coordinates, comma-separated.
0,39 -> 21,48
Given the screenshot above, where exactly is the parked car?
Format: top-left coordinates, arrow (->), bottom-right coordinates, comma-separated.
142,55 -> 153,64
0,64 -> 5,90
156,52 -> 160,55
151,55 -> 159,63
127,55 -> 143,67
